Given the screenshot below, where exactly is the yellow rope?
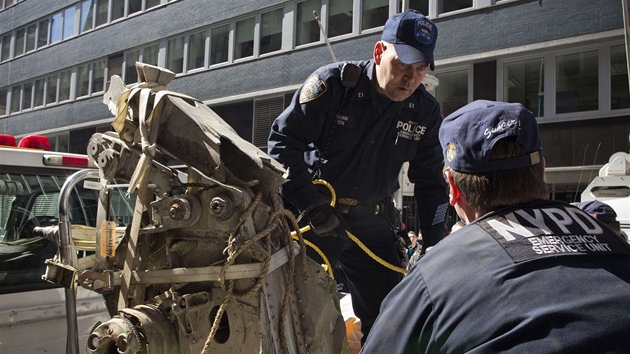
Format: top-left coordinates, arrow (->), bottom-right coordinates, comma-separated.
290,179 -> 407,276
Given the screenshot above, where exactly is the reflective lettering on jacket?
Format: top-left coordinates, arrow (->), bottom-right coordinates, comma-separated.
477,203 -> 630,263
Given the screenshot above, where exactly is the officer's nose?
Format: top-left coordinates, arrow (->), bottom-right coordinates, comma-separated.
405,67 -> 420,82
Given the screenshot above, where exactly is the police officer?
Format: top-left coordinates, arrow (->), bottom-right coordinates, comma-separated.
267,10 -> 448,342
362,100 -> 630,353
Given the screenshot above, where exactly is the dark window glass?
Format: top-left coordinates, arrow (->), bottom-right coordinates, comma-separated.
296,0 -> 320,46
187,31 -> 206,70
611,44 -> 630,110
329,0 -> 352,38
166,37 -> 184,73
210,25 -> 229,65
15,28 -> 25,56
37,19 -> 49,48
81,0 -> 95,32
261,9 -> 282,54
556,50 -> 598,114
235,17 -> 255,59
26,24 -> 36,52
362,0 -> 388,31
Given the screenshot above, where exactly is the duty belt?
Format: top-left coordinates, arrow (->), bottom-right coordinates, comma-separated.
337,197 -> 393,216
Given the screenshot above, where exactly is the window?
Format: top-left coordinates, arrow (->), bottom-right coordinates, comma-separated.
54,133 -> 70,153
129,0 -> 142,15
503,58 -> 544,117
92,60 -> 106,93
125,50 -> 140,83
63,6 -> 76,40
187,31 -> 206,70
22,82 -> 32,110
59,70 -> 72,102
142,43 -> 158,65
403,0 -> 428,15
81,0 -> 95,33
555,50 -> 598,114
210,24 -> 229,65
10,86 -> 20,113
112,0 -> 124,21
96,0 -> 108,27
15,28 -> 25,56
1,34 -> 10,62
0,89 -> 6,116
235,17 -> 255,59
611,44 -> 630,110
296,0 -> 320,46
77,65 -> 90,97
50,11 -> 63,44
146,0 -> 161,9
166,36 -> 184,73
438,0 -> 473,14
435,69 -> 469,117
37,19 -> 49,48
362,0 -> 388,31
108,53 -> 124,80
26,24 -> 36,52
46,74 -> 58,104
260,9 -> 282,55
329,0 -> 353,38
34,79 -> 45,107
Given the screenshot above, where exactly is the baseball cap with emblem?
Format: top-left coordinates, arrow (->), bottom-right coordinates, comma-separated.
578,200 -> 618,223
439,100 -> 543,173
381,10 -> 437,70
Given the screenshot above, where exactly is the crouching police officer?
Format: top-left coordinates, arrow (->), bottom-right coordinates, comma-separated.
267,10 -> 448,343
362,100 -> 630,353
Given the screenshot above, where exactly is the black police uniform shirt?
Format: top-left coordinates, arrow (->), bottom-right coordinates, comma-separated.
267,60 -> 448,246
361,200 -> 630,354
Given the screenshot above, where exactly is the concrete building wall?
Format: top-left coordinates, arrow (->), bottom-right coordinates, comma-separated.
0,0 -> 626,146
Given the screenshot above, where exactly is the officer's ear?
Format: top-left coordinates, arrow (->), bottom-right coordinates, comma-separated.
374,41 -> 385,65
444,169 -> 461,206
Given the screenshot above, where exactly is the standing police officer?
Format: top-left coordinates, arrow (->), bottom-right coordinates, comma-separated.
267,10 -> 447,342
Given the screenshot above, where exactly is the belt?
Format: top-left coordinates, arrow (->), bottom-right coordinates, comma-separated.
337,197 -> 393,216
338,198 -> 362,206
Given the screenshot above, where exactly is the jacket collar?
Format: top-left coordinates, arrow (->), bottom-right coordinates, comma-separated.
349,59 -> 425,114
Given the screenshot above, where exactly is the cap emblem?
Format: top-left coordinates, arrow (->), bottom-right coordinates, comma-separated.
446,142 -> 457,163
414,18 -> 434,45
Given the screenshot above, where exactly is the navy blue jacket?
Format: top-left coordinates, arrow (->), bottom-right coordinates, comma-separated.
268,60 -> 448,247
362,200 -> 630,353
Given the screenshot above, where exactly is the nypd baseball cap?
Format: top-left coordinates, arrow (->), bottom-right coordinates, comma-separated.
578,200 -> 618,223
439,100 -> 543,173
381,10 -> 437,70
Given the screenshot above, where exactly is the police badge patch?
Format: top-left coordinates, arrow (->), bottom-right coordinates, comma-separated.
414,18 -> 434,45
446,142 -> 457,163
299,74 -> 327,104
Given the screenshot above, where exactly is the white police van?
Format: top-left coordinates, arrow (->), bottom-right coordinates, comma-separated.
0,134 -> 131,354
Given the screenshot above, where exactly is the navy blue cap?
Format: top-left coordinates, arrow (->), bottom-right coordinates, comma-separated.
381,10 -> 437,70
439,100 -> 543,173
578,200 -> 618,223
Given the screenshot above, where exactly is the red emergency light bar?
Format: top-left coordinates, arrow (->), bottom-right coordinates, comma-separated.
19,135 -> 51,150
0,134 -> 17,147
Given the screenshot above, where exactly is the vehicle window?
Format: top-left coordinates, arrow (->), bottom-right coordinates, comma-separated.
0,172 -> 134,292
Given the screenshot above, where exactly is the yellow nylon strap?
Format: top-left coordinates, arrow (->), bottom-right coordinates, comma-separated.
290,179 -> 408,277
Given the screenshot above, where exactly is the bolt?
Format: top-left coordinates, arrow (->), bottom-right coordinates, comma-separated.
210,196 -> 228,217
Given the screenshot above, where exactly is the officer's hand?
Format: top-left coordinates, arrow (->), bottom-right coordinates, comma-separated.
305,203 -> 348,238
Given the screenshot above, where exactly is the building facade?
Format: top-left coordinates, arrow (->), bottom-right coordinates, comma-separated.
1,0 -> 628,228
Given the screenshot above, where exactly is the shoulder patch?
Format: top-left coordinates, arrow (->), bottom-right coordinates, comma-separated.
299,74 -> 327,104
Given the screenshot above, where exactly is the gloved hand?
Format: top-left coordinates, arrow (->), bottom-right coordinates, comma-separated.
305,203 -> 348,238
